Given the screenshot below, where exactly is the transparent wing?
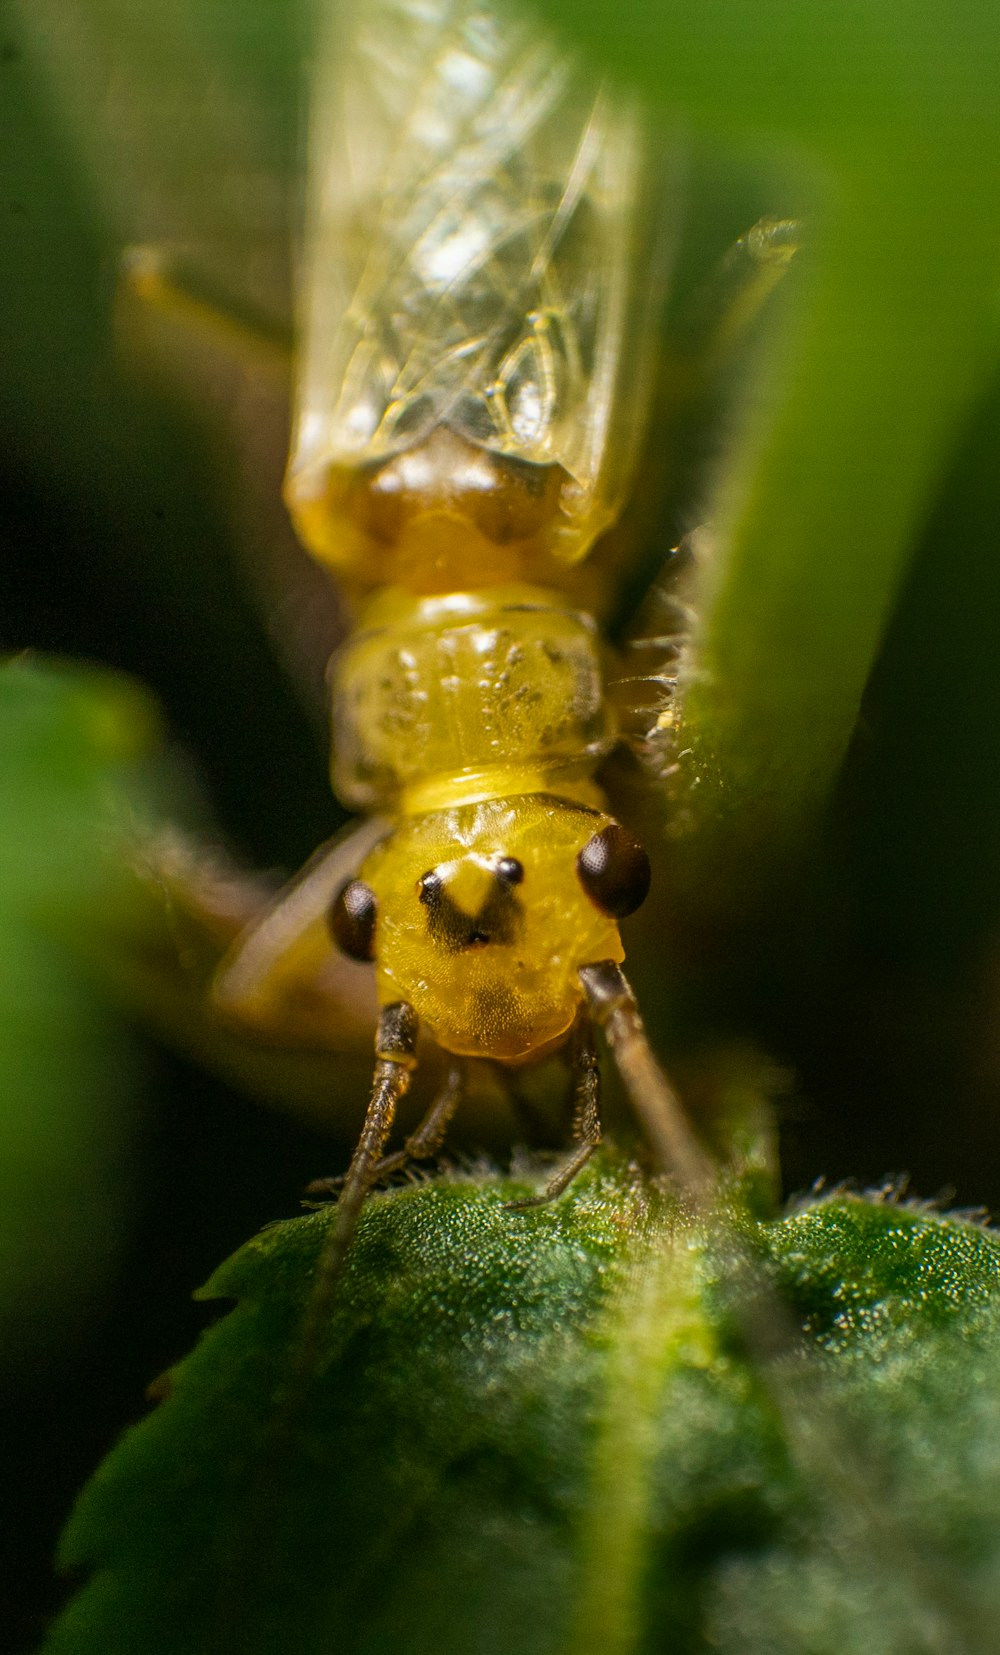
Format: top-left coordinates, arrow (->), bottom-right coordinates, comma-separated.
288,0 -> 662,566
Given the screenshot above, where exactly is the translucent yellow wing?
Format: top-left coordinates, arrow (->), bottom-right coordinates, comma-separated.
287,0 -> 661,577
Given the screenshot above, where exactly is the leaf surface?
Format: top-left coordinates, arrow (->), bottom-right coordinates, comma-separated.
44,1156 -> 1000,1654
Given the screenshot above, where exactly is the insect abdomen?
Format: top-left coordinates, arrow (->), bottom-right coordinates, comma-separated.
330,584 -> 614,814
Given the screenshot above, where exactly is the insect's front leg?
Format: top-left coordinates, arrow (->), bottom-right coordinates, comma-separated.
294,1002 -> 421,1355
306,1060 -> 465,1196
208,817 -> 387,1050
505,1017 -> 601,1210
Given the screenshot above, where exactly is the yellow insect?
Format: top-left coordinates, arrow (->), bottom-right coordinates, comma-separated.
22,0 -> 789,1266
198,0 -> 712,1282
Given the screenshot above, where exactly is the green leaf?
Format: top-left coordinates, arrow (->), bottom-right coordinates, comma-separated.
43,1155 -> 1000,1654
0,658 -> 160,1365
534,0 -> 1000,922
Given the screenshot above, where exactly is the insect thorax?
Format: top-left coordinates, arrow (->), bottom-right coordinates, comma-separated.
330,584 -> 616,817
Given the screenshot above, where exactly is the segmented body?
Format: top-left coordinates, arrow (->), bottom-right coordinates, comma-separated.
277,0 -> 662,1069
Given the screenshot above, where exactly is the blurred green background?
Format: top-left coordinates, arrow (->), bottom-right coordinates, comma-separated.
3,0 -> 1000,1647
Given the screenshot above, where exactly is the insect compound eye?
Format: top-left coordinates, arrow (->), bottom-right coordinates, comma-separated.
576,824 -> 651,919
494,856 -> 524,887
328,878 -> 378,962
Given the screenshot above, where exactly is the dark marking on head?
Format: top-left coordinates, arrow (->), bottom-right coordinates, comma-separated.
418,862 -> 523,952
328,878 -> 378,961
576,824 -> 651,919
418,870 -> 444,907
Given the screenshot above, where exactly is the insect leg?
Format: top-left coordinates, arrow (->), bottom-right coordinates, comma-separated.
506,1017 -> 602,1210
579,961 -> 712,1196
307,1060 -> 465,1194
696,215 -> 801,373
242,1005 -> 422,1619
121,245 -> 290,381
209,818 -> 387,1050
369,1060 -> 465,1180
294,1002 -> 420,1363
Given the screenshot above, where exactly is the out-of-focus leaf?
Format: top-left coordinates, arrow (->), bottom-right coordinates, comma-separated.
43,1153 -> 1000,1654
535,0 -> 1000,932
0,657 -> 161,1366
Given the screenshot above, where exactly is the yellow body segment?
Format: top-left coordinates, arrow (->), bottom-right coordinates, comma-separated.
360,798 -> 624,1061
331,585 -> 615,813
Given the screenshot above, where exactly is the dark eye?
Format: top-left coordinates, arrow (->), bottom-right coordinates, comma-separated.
576,824 -> 651,919
328,878 -> 378,961
495,856 -> 524,886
